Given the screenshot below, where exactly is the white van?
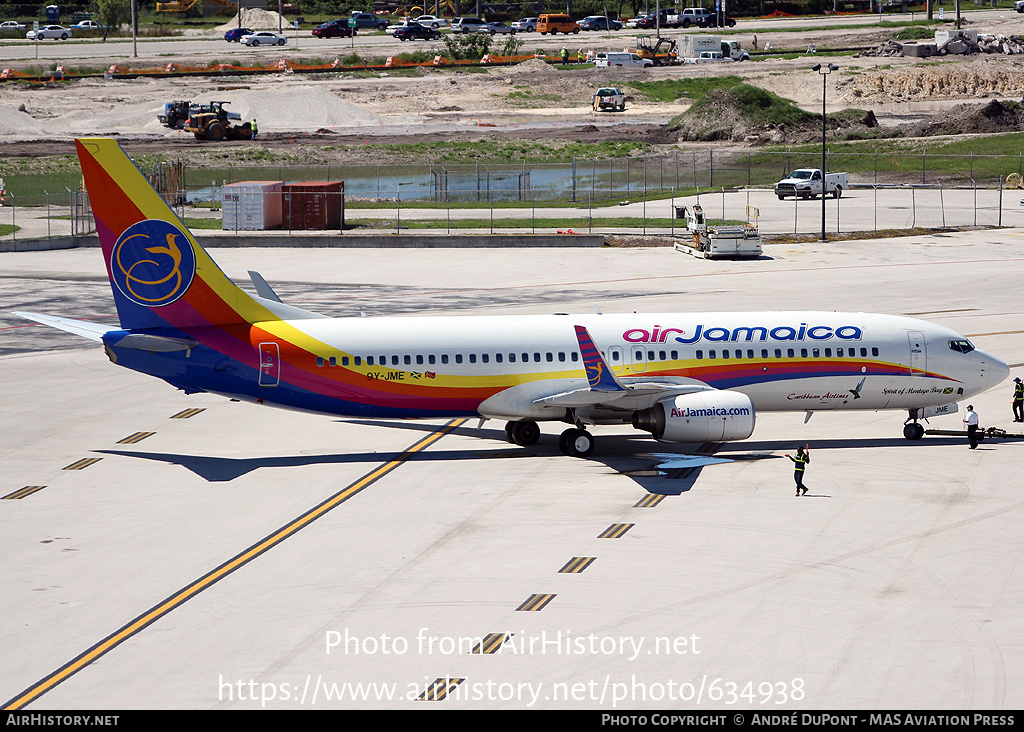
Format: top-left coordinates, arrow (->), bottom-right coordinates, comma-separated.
593,51 -> 653,68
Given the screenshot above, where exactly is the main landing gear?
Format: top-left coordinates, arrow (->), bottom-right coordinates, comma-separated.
505,419 -> 540,447
504,419 -> 596,458
903,412 -> 925,440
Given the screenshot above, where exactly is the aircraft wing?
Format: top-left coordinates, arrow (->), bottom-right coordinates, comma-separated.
534,380 -> 710,408
14,311 -> 116,341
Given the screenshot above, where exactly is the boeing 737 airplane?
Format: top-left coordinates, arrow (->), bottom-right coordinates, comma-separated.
16,139 -> 1011,457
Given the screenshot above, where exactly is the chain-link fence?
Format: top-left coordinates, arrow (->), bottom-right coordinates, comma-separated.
4,150 -> 1024,241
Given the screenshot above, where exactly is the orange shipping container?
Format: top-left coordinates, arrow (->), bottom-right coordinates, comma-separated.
281,181 -> 345,230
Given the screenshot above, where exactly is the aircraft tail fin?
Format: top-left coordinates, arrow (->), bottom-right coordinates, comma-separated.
76,137 -> 278,331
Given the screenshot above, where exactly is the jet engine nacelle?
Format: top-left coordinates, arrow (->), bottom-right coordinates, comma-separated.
632,390 -> 756,443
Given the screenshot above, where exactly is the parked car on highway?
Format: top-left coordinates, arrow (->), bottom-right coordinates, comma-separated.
241,30 -> 287,46
579,15 -> 622,31
0,20 -> 27,31
393,23 -> 441,40
349,12 -> 390,30
483,21 -> 515,34
451,17 -> 486,33
413,14 -> 448,28
511,17 -> 538,31
313,20 -> 355,38
537,13 -> 579,34
1014,0 -> 1024,11
26,25 -> 71,40
224,26 -> 253,42
71,19 -> 104,30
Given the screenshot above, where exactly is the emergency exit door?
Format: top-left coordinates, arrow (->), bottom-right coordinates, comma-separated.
259,342 -> 281,387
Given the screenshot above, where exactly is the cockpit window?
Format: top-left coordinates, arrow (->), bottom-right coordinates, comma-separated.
948,339 -> 975,354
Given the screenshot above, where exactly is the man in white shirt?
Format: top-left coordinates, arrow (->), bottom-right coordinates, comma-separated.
963,405 -> 979,449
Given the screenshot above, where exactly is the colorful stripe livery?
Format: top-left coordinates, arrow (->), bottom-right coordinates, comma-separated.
52,138 -> 1011,438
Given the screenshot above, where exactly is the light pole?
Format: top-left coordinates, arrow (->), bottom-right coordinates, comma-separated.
812,63 -> 838,242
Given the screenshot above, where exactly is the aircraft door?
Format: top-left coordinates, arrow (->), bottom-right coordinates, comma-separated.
907,330 -> 926,375
259,342 -> 281,387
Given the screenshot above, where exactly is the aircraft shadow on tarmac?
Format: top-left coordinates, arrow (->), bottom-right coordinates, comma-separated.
87,423 -> 759,493
94,423 -> 1005,491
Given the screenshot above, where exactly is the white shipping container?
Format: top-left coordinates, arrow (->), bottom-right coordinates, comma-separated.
222,181 -> 284,231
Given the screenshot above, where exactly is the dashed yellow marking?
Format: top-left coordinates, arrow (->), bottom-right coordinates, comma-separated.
3,486 -> 46,500
558,557 -> 596,574
417,677 -> 465,701
599,523 -> 634,539
635,494 -> 666,508
471,633 -> 512,654
2,418 -> 467,711
968,329 -> 1024,337
170,408 -> 205,419
116,432 -> 155,445
62,458 -> 102,471
516,593 -> 556,612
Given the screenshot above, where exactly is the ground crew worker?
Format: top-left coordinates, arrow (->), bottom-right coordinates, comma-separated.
1013,377 -> 1023,422
964,405 -> 980,449
787,445 -> 810,496
251,118 -> 258,140
560,47 -> 569,64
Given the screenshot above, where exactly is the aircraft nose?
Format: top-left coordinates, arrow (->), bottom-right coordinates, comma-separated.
977,348 -> 1010,386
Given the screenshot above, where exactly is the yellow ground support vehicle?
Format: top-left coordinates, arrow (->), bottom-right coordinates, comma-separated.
184,101 -> 253,142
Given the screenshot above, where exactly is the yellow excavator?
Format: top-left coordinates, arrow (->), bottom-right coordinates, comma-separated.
629,35 -> 679,66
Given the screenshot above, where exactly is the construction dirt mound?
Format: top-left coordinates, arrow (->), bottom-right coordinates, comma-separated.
666,84 -> 878,145
902,98 -> 1024,137
838,57 -> 1024,103
215,8 -> 288,32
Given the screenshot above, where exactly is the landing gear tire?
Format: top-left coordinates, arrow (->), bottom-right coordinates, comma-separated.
559,428 -> 595,458
903,423 -> 925,440
507,419 -> 540,446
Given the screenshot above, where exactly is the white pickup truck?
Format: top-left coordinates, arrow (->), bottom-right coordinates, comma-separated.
774,169 -> 849,199
683,51 -> 733,64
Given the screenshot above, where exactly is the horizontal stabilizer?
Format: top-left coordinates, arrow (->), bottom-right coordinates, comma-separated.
14,311 -> 114,342
116,333 -> 197,353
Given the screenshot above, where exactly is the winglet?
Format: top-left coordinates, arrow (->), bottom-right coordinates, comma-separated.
248,271 -> 283,303
574,325 -> 625,392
